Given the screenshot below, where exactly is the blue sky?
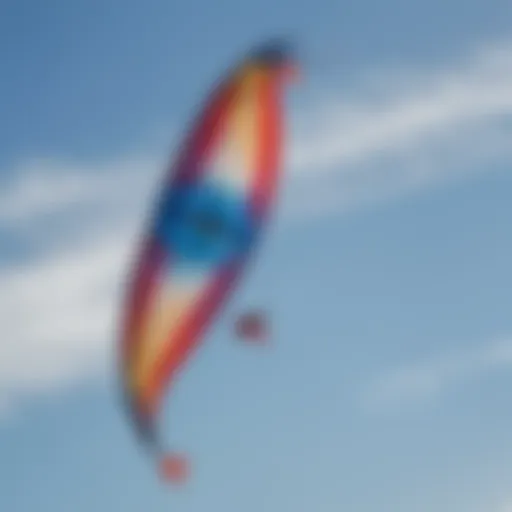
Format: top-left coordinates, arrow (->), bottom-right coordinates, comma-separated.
1,1 -> 512,511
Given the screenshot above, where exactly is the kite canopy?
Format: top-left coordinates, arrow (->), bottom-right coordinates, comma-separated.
118,39 -> 297,484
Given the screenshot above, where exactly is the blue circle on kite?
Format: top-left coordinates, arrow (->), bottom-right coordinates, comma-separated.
155,182 -> 256,267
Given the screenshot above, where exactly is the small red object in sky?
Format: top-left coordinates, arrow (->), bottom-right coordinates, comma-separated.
235,312 -> 268,342
159,454 -> 189,484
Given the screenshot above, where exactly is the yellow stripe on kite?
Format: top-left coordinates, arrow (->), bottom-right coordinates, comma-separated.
129,276 -> 207,391
208,69 -> 263,193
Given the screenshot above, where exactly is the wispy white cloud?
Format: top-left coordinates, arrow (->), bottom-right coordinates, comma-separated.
301,52 -> 510,160
0,155 -> 158,228
1,38 -> 512,413
361,337 -> 512,411
0,230 -> 134,415
284,38 -> 512,219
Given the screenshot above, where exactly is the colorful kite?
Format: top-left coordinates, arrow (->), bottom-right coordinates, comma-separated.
119,40 -> 297,484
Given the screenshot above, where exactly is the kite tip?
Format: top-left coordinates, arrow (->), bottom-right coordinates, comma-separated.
249,37 -> 300,81
158,453 -> 189,485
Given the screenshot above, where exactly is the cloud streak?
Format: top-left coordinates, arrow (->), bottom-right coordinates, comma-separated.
0,230 -> 134,414
361,337 -> 512,411
1,38 -> 512,413
284,39 -> 512,218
